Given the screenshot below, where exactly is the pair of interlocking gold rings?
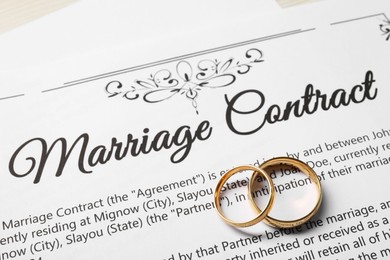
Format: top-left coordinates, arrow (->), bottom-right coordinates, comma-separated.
214,157 -> 322,228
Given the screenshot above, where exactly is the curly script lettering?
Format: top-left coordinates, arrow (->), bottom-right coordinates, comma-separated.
225,70 -> 377,135
9,121 -> 212,183
7,71 -> 379,184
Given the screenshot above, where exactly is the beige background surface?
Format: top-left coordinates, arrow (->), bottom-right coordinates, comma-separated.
0,0 -> 77,34
0,0 -> 315,34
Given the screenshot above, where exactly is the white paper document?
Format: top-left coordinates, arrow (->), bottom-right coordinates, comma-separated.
1,0 -> 390,259
0,0 -> 280,71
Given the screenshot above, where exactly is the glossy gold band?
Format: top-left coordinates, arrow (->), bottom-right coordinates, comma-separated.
249,157 -> 322,228
214,165 -> 275,228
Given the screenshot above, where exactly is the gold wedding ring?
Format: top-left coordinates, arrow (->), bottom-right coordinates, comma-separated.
249,157 -> 322,228
214,165 -> 275,227
214,157 -> 322,229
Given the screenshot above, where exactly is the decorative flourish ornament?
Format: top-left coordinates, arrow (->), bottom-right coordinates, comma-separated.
105,48 -> 264,114
380,19 -> 390,41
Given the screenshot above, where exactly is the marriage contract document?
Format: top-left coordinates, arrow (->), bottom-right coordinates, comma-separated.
1,0 -> 390,259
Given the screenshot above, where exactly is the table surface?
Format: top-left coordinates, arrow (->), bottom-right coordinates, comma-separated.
0,0 -> 316,34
